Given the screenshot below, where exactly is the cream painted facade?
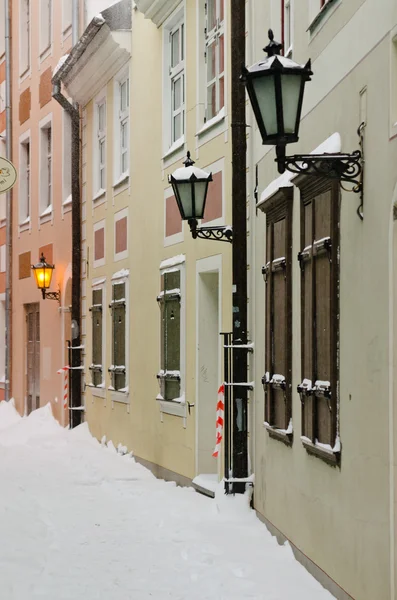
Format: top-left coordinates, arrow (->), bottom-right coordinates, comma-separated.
248,0 -> 397,598
59,0 -> 233,487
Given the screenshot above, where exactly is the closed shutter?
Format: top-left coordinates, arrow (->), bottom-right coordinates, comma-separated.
159,270 -> 181,401
90,288 -> 102,387
112,282 -> 126,391
298,180 -> 339,449
260,187 -> 292,438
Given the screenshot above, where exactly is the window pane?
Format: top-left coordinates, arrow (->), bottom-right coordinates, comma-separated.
219,75 -> 224,111
206,41 -> 216,81
171,28 -> 180,68
207,82 -> 216,120
165,271 -> 180,291
219,0 -> 224,22
100,140 -> 105,164
120,80 -> 129,112
173,77 -> 182,110
164,298 -> 180,371
181,23 -> 184,60
98,103 -> 105,130
207,0 -> 216,31
219,33 -> 224,73
173,114 -> 181,142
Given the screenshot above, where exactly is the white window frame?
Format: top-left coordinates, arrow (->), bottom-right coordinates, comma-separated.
19,129 -> 31,228
93,219 -> 105,269
62,111 -> 72,208
110,270 -> 129,403
114,207 -> 128,262
19,0 -> 31,77
113,67 -> 130,186
204,0 -> 225,123
157,255 -> 186,422
283,0 -> 293,58
196,0 -> 227,143
308,0 -> 341,33
88,278 -> 106,398
39,114 -> 52,218
39,0 -> 52,59
162,4 -> 185,158
62,0 -> 72,37
93,90 -> 107,199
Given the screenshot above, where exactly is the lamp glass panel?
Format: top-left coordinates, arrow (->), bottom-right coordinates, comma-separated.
34,265 -> 52,290
192,181 -> 208,219
252,74 -> 278,136
281,74 -> 302,134
176,182 -> 193,219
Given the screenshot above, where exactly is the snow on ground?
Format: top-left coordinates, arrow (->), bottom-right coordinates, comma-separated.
0,401 -> 334,600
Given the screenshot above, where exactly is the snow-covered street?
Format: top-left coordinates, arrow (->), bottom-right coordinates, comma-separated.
0,401 -> 333,600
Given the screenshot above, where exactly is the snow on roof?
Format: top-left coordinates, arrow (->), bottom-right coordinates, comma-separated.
248,54 -> 307,74
53,54 -> 69,78
257,132 -> 341,208
170,165 -> 212,182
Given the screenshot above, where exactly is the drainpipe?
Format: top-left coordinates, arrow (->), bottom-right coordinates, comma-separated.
52,0 -> 82,428
4,0 -> 12,402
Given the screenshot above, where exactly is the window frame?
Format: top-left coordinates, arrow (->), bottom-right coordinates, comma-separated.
113,68 -> 130,186
204,0 -> 225,123
162,5 -> 186,158
39,114 -> 53,219
93,90 -> 107,199
89,281 -> 106,392
19,0 -> 30,77
259,186 -> 293,445
19,130 -> 31,228
296,176 -> 340,465
39,0 -> 52,59
282,0 -> 293,58
157,257 -> 186,419
109,271 -> 129,401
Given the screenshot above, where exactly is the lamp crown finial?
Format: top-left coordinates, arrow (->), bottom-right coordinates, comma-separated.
264,29 -> 283,57
183,150 -> 195,168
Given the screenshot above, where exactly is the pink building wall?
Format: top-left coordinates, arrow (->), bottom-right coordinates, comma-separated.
10,0 -> 76,422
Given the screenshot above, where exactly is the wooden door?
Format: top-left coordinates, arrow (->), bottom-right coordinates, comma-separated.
26,303 -> 40,414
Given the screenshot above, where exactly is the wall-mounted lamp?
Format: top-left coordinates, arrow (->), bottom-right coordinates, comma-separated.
241,30 -> 365,217
31,253 -> 61,303
169,151 -> 233,242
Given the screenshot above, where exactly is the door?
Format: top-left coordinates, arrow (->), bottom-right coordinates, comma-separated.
26,303 -> 40,414
197,270 -> 219,480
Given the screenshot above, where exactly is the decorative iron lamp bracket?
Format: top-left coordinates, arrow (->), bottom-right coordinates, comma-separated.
276,121 -> 365,219
42,287 -> 61,303
188,218 -> 233,243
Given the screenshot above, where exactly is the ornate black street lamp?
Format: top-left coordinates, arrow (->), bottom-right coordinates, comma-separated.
31,254 -> 60,302
169,152 -> 233,243
241,30 -> 364,202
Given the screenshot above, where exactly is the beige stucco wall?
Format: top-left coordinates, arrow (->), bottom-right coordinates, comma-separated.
82,4 -> 233,482
250,1 -> 397,598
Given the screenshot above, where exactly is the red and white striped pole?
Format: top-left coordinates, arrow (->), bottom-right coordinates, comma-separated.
57,366 -> 69,410
212,384 -> 225,458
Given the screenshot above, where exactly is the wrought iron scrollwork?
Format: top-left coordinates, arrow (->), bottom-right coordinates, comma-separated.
43,290 -> 61,303
188,219 -> 233,243
281,151 -> 362,188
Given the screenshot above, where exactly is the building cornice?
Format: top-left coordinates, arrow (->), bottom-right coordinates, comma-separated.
134,0 -> 181,27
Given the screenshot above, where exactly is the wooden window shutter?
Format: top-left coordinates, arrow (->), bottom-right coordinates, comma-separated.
90,288 -> 103,387
296,177 -> 340,462
160,270 -> 181,401
112,282 -> 126,391
259,187 -> 293,443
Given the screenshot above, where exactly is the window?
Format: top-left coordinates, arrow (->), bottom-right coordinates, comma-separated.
157,269 -> 181,401
297,179 -> 340,461
89,287 -> 104,387
170,21 -> 185,144
261,188 -> 293,442
63,112 -> 72,205
20,0 -> 30,74
119,77 -> 129,178
40,0 -> 52,57
19,136 -> 30,224
62,0 -> 72,34
282,0 -> 293,57
205,0 -> 224,122
95,97 -> 106,194
163,8 -> 185,154
110,281 -> 126,391
40,121 -> 52,214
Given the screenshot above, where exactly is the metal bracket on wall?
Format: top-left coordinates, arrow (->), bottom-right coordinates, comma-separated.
276,122 -> 365,220
188,218 -> 233,243
43,287 -> 61,304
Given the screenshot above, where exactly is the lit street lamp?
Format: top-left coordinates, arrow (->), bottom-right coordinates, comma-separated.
31,254 -> 60,303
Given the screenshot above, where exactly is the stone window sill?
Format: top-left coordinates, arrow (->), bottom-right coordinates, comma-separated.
264,423 -> 293,446
301,437 -> 341,466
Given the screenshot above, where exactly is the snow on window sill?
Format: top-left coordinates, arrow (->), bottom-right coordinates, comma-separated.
196,108 -> 225,138
163,137 -> 185,161
301,435 -> 341,466
40,204 -> 53,218
63,194 -> 72,207
39,44 -> 52,62
93,189 -> 106,203
264,421 -> 293,446
156,396 -> 186,418
19,217 -> 30,232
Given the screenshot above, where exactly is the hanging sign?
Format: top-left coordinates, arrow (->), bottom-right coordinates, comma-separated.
0,157 -> 17,193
